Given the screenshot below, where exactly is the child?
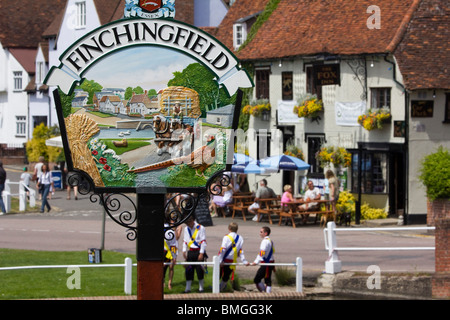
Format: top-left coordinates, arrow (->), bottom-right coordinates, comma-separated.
20,167 -> 31,198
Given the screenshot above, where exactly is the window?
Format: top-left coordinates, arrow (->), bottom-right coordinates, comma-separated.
256,130 -> 271,160
233,23 -> 247,50
76,1 -> 87,28
306,66 -> 322,99
282,72 -> 293,100
445,93 -> 450,123
16,116 -> 26,136
33,116 -> 47,129
255,67 -> 270,100
307,136 -> 325,176
36,62 -> 44,84
371,88 -> 391,109
13,72 -> 23,91
351,152 -> 388,194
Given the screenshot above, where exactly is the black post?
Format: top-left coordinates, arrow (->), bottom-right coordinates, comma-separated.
356,143 -> 362,225
136,192 -> 166,300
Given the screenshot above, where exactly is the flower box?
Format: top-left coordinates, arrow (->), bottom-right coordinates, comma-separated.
357,108 -> 391,131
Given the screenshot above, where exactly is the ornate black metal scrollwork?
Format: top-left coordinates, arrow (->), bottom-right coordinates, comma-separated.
67,169 -> 233,242
66,170 -> 95,195
162,170 -> 232,240
98,193 -> 138,241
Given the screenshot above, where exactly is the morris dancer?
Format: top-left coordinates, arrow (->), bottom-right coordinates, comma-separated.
251,226 -> 275,293
218,222 -> 249,291
163,224 -> 179,290
182,215 -> 207,293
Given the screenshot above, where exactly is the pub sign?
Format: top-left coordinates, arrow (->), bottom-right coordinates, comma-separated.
313,64 -> 341,86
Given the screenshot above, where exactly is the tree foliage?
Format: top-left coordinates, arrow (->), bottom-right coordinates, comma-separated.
419,146 -> 450,201
26,123 -> 62,163
168,63 -> 234,116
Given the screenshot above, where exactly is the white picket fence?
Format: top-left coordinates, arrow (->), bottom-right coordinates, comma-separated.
323,221 -> 435,274
2,179 -> 36,213
0,257 -> 304,295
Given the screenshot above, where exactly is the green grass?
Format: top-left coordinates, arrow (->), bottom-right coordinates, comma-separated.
0,249 -> 254,299
100,139 -> 151,155
0,249 -> 137,299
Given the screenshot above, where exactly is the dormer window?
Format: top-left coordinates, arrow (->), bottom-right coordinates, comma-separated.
76,1 -> 87,28
233,11 -> 262,51
233,23 -> 247,50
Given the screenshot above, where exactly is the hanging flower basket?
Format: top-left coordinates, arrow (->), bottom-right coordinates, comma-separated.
293,94 -> 324,123
242,100 -> 271,118
284,145 -> 305,161
316,146 -> 351,168
357,108 -> 392,131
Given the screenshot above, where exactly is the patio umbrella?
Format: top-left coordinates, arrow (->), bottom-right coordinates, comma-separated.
45,136 -> 63,148
232,161 -> 266,174
233,153 -> 254,164
260,154 -> 310,171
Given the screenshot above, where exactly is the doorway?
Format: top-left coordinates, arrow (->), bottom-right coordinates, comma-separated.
389,151 -> 406,217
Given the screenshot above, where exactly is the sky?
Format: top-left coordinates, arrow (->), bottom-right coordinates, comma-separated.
84,45 -> 196,91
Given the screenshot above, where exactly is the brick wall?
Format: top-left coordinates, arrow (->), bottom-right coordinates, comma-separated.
427,199 -> 450,226
431,198 -> 450,298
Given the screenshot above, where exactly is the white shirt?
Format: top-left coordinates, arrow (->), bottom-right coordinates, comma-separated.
254,236 -> 275,264
39,171 -> 53,185
218,232 -> 247,264
182,222 -> 207,253
164,224 -> 179,259
304,187 -> 321,207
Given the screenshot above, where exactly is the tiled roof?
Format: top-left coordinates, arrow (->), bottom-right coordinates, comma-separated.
214,0 -> 270,53
43,0 -> 124,39
394,0 -> 450,90
9,48 -> 37,73
220,0 -> 420,60
0,0 -> 66,48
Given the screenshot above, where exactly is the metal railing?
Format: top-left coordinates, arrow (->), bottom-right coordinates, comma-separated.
323,221 -> 435,274
0,257 -> 304,295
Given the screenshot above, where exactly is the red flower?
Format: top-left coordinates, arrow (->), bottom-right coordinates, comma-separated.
103,165 -> 111,171
92,150 -> 98,156
99,157 -> 107,165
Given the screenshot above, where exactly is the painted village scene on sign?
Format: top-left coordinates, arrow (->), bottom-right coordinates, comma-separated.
59,46 -> 239,190
46,3 -> 253,191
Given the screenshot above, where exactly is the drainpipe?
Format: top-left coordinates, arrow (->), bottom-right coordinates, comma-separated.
384,55 -> 409,224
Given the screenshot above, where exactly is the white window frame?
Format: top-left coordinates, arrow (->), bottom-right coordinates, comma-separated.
233,23 -> 247,50
13,71 -> 23,91
16,116 -> 27,136
36,62 -> 44,84
76,1 -> 87,29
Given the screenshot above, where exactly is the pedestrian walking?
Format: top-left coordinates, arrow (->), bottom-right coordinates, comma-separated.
0,161 -> 6,215
251,226 -> 275,293
182,215 -> 207,293
163,223 -> 179,290
20,167 -> 31,198
33,156 -> 44,200
218,222 -> 249,291
65,168 -> 78,200
37,164 -> 53,213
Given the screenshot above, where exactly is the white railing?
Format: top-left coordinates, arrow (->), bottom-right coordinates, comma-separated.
323,221 -> 435,274
0,257 -> 303,296
2,179 -> 36,213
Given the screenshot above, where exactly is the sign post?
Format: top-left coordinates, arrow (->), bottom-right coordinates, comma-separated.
45,1 -> 253,300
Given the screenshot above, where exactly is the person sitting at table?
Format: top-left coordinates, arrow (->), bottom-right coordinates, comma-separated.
298,180 -> 322,224
281,184 -> 294,211
210,184 -> 234,217
249,179 -> 277,222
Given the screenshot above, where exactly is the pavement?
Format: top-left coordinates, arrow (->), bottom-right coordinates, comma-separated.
1,164 -> 437,300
